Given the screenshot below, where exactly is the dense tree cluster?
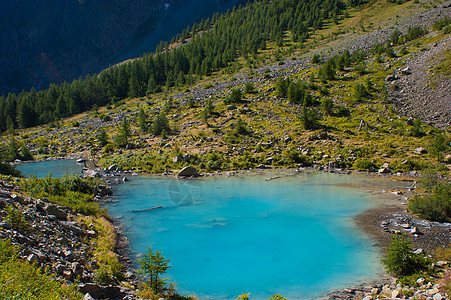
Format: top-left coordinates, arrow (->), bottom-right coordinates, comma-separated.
0,0 -> 349,133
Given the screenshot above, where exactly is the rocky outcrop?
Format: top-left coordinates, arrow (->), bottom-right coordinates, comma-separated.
178,166 -> 199,177
0,179 -> 137,299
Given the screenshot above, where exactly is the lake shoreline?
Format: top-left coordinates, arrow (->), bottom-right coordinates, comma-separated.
16,158 -> 450,299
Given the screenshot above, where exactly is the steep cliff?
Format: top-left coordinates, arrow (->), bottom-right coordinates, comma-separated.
0,0 -> 246,95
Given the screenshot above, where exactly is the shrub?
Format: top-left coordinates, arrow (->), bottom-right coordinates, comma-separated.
408,178 -> 451,222
244,83 -> 255,93
311,53 -> 321,64
354,83 -> 368,101
300,105 -> 319,130
382,234 -> 429,277
337,105 -> 350,117
0,239 -> 82,299
353,159 -> 377,171
19,175 -> 103,216
224,88 -> 243,104
322,98 -> 334,115
0,162 -> 22,177
5,206 -> 30,234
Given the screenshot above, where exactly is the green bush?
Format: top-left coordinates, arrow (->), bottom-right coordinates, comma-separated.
0,239 -> 82,300
20,175 -> 103,216
408,178 -> 451,222
5,205 -> 30,234
353,159 -> 377,171
244,83 -> 255,93
0,162 -> 22,177
224,88 -> 243,104
382,234 -> 429,277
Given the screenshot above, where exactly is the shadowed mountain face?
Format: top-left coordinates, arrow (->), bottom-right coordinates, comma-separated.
0,0 -> 246,95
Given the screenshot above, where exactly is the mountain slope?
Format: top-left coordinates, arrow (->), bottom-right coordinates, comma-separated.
0,0 -> 247,95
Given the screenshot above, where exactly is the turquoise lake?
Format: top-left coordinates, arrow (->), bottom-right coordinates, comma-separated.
109,172 -> 383,299
16,159 -> 83,178
16,159 -> 383,299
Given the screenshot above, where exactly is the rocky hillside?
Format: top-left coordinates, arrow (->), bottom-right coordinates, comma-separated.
0,0 -> 247,95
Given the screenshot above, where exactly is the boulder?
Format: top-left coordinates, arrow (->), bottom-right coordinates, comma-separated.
108,164 -> 118,172
83,293 -> 96,300
76,159 -> 87,164
385,74 -> 398,81
444,154 -> 451,163
433,293 -> 444,300
44,203 -> 68,220
78,283 -> 123,300
378,168 -> 392,174
256,164 -> 271,169
172,156 -> 182,164
400,67 -> 411,75
84,169 -> 100,178
413,147 -> 427,154
178,166 -> 199,177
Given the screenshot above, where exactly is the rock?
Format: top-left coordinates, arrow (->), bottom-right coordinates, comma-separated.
122,176 -> 128,183
32,250 -> 47,263
172,156 -> 182,163
382,162 -> 390,169
256,164 -> 271,169
108,164 -> 118,172
416,277 -> 425,285
444,154 -> 451,163
436,261 -> 448,267
27,253 -> 39,264
378,167 -> 392,174
428,287 -> 440,295
55,264 -> 66,274
392,289 -> 400,299
78,283 -> 123,300
413,147 -> 427,154
259,142 -> 273,149
10,193 -> 25,204
410,227 -> 419,234
84,169 -> 101,178
178,166 -> 199,177
362,296 -> 373,300
76,159 -> 87,164
433,293 -> 444,300
385,74 -> 398,81
94,185 -> 112,196
413,248 -> 423,255
83,293 -> 96,300
401,67 -> 411,75
86,230 -> 97,238
44,203 -> 67,220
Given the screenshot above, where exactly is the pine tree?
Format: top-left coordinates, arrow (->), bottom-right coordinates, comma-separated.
138,108 -> 148,132
139,247 -> 171,293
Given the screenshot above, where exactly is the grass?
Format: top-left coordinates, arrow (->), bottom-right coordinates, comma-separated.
0,239 -> 82,300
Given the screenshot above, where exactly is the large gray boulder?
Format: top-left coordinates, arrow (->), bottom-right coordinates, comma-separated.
78,283 -> 122,300
178,166 -> 199,177
44,203 -> 68,219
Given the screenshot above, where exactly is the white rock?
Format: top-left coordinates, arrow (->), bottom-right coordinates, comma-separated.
392,289 -> 400,299
363,296 -> 373,300
433,293 -> 444,300
428,287 -> 440,295
416,277 -> 425,285
436,261 -> 448,267
413,248 -> 423,255
84,293 -> 96,300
